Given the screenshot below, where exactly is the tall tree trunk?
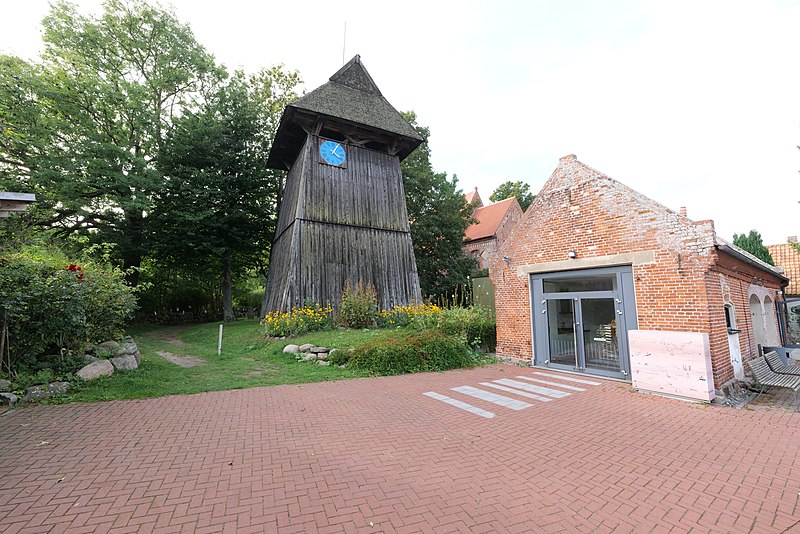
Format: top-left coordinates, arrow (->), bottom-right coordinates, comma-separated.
222,251 -> 235,321
1,309 -> 8,376
122,251 -> 142,287
121,209 -> 144,286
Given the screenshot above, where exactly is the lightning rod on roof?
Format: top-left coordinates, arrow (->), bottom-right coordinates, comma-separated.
342,21 -> 347,65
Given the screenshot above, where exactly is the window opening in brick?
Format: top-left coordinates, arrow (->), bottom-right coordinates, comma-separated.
724,304 -> 734,329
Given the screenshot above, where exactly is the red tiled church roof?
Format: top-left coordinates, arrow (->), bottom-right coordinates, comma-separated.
465,187 -> 482,207
768,240 -> 800,296
465,197 -> 517,241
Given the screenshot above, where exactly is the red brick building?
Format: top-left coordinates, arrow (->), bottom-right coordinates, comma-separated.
490,155 -> 786,391
463,188 -> 524,271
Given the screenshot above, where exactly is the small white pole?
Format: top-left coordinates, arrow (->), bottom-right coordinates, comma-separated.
218,324 -> 223,355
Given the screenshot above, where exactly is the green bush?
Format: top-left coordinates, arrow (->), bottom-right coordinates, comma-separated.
337,281 -> 378,328
12,369 -> 55,390
341,329 -> 477,375
410,306 -> 496,352
0,246 -> 137,375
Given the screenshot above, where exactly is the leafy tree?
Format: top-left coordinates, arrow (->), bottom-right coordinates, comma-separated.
0,0 -> 223,285
732,230 -> 775,265
154,69 -> 300,320
400,111 -> 474,301
490,180 -> 534,211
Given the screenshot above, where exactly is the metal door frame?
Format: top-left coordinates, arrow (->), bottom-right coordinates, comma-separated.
778,297 -> 800,348
530,266 -> 638,380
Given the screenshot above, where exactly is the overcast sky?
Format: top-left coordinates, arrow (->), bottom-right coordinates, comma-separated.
3,0 -> 799,244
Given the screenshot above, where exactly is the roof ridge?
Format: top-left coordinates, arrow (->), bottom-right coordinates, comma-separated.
328,54 -> 383,96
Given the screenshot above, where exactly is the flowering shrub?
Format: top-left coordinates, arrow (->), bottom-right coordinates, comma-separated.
66,263 -> 85,279
377,303 -> 441,327
337,281 -> 378,328
0,247 -> 136,375
262,304 -> 334,337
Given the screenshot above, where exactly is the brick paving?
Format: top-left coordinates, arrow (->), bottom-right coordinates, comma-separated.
1,364 -> 799,533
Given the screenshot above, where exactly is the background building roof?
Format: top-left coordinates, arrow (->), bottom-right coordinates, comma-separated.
465,197 -> 518,242
768,240 -> 800,295
465,187 -> 483,208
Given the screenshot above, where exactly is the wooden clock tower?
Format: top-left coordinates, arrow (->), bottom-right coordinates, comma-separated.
263,55 -> 424,312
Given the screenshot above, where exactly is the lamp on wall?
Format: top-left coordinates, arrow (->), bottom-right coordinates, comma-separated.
502,255 -> 511,265
568,250 -> 577,259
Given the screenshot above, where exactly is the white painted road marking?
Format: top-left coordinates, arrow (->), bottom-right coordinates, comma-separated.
532,372 -> 601,386
451,386 -> 533,410
423,391 -> 496,418
516,376 -> 586,392
494,378 -> 571,398
479,382 -> 553,402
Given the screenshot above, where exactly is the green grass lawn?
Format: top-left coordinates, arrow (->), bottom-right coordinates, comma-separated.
65,320 -> 403,403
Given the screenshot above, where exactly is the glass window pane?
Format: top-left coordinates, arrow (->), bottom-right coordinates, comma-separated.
547,299 -> 576,367
581,298 -> 621,373
784,300 -> 800,345
543,274 -> 616,293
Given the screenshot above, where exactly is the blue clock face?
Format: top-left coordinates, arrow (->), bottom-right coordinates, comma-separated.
319,140 -> 347,166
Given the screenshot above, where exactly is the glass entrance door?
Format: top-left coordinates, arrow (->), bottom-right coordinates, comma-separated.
531,267 -> 636,380
546,299 -> 577,367
580,298 -> 621,373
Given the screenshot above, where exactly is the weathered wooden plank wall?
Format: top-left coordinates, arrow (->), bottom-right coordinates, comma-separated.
263,134 -> 422,312
274,137 -> 308,238
305,141 -> 410,231
297,220 -> 421,310
262,140 -> 308,314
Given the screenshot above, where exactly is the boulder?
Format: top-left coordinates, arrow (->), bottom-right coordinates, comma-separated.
120,338 -> 141,365
48,382 -> 70,395
22,382 -> 70,403
83,354 -> 99,364
77,360 -> 114,381
283,344 -> 300,354
110,354 -> 138,371
302,354 -> 317,361
299,343 -> 314,352
0,392 -> 17,405
315,352 -> 329,361
317,360 -> 330,366
0,379 -> 11,390
96,340 -> 120,356
310,346 -> 328,353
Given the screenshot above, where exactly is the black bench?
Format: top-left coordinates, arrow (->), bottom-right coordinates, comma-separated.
746,356 -> 800,411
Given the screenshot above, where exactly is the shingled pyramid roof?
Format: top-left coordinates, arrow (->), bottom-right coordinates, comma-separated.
267,55 -> 423,170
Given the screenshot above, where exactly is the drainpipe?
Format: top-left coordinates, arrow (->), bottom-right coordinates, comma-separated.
777,279 -> 790,346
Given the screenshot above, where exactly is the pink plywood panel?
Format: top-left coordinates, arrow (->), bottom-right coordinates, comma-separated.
629,330 -> 715,402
